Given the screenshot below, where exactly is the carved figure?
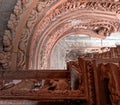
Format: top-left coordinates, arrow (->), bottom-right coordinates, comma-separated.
41,79 -> 69,91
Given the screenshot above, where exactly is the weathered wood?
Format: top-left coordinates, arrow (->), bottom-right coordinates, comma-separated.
0,70 -> 70,80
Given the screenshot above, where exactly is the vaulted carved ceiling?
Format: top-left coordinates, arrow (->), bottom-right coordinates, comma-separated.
0,0 -> 120,71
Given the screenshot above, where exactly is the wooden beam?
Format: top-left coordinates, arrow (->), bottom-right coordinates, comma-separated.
0,90 -> 86,100
0,70 -> 70,80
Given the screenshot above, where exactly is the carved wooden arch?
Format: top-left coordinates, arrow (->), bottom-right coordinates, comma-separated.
47,30 -> 106,69
28,1 -> 120,69
40,28 -> 112,69
1,0 -> 120,70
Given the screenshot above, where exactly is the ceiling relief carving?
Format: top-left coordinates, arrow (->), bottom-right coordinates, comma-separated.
1,0 -> 120,70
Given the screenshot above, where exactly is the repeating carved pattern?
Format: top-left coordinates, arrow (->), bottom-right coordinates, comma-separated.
17,8 -> 38,70
17,0 -> 57,70
1,0 -> 120,70
0,51 -> 120,104
42,23 -> 72,68
74,20 -> 119,36
88,45 -> 120,59
0,0 -> 30,70
86,61 -> 97,105
1,1 -> 120,104
30,1 -> 120,69
40,20 -> 119,68
34,1 -> 120,37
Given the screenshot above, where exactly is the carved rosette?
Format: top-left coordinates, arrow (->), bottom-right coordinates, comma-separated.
1,0 -> 120,70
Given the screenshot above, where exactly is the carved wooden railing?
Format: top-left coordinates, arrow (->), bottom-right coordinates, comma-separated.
0,57 -> 119,105
0,69 -> 87,101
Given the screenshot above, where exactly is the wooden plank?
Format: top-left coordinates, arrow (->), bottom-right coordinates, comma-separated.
0,70 -> 70,80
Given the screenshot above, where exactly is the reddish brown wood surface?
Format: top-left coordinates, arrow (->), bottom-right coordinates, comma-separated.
0,90 -> 86,100
0,70 -> 70,80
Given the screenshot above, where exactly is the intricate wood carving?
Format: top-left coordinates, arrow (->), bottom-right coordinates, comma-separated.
1,0 -> 120,70
29,0 -> 120,69
0,0 -> 31,70
0,53 -> 120,104
97,63 -> 120,105
0,1 -> 120,104
86,60 -> 97,105
102,63 -> 120,105
0,65 -> 87,101
94,46 -> 120,59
